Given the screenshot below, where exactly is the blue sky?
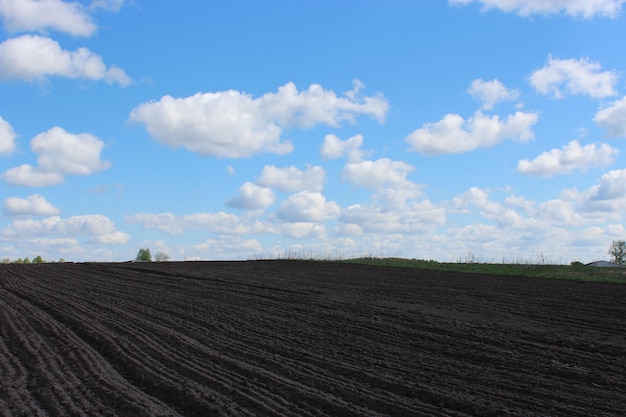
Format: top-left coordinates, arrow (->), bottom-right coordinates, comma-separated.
1,0 -> 626,262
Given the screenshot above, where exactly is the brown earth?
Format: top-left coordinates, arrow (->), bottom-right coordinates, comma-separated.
1,260 -> 625,416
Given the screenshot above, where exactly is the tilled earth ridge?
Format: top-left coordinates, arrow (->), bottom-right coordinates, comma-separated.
0,260 -> 625,416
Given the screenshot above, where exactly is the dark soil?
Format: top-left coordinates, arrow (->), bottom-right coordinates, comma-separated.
1,260 -> 625,416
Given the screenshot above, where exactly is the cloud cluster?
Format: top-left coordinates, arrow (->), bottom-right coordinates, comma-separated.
256,165 -> 326,192
0,35 -> 131,85
530,56 -> 618,99
517,140 -> 618,177
276,191 -> 340,223
129,81 -> 388,158
2,214 -> 129,244
124,212 -> 270,236
449,0 -> 625,18
406,110 -> 538,155
469,78 -> 520,110
226,183 -> 275,211
0,1 -> 130,86
1,127 -> 110,187
594,96 -> 626,137
0,0 -> 97,36
3,194 -> 60,216
321,134 -> 364,160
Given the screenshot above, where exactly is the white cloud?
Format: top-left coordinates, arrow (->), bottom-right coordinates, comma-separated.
256,165 -> 325,192
276,191 -> 340,222
339,200 -> 445,234
3,194 -> 60,216
279,222 -> 327,240
125,212 -> 273,236
449,0 -> 626,18
323,134 -> 424,209
1,126 -> 110,187
129,81 -> 388,158
594,96 -> 626,138
1,214 -> 127,243
261,80 -> 389,127
0,116 -> 16,154
540,169 -> 626,223
226,182 -> 275,210
530,56 -> 618,99
89,230 -> 130,244
586,169 -> 626,202
406,110 -> 538,155
468,78 -> 520,110
342,158 -> 415,190
0,35 -> 131,86
1,165 -> 64,187
448,187 -> 529,228
517,140 -> 618,177
321,133 -> 364,160
0,0 -> 97,36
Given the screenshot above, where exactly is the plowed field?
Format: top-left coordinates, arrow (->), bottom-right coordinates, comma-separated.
1,260 -> 625,416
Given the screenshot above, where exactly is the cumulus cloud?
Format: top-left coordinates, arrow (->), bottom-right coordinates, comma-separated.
406,110 -> 538,155
275,191 -> 340,222
226,182 -> 275,210
530,56 -> 618,99
0,35 -> 131,86
339,200 -> 445,235
125,212 -> 272,236
586,169 -> 626,202
320,134 -> 364,160
3,194 -> 60,216
594,96 -> 626,138
1,214 -> 129,244
468,78 -> 520,110
1,126 -> 110,187
323,135 -> 423,209
554,169 -> 626,218
448,187 -> 529,228
449,0 -> 626,18
517,140 -> 618,177
0,0 -> 97,36
256,165 -> 325,192
0,116 -> 16,154
2,165 -> 64,187
343,158 -> 415,190
279,222 -> 327,240
129,81 -> 388,158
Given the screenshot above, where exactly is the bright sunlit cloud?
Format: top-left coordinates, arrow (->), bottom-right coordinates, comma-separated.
517,140 -> 618,177
129,81 -> 388,158
0,35 -> 131,85
1,127 -> 110,187
530,56 -> 618,99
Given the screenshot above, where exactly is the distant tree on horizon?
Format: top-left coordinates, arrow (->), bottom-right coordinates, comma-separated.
155,251 -> 170,262
608,240 -> 626,265
136,248 -> 152,262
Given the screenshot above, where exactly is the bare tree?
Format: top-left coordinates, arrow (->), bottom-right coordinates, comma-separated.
608,240 -> 626,265
155,251 -> 170,262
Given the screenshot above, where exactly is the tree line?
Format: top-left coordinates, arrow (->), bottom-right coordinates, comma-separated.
2,256 -> 65,264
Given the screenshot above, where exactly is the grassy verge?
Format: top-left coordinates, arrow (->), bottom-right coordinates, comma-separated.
341,257 -> 626,283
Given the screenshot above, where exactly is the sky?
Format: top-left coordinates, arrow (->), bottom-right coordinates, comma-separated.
1,0 -> 626,263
